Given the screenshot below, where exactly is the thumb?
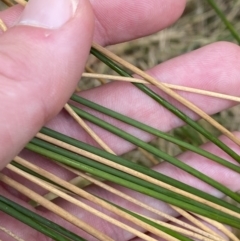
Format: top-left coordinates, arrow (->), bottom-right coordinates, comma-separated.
0,0 -> 94,168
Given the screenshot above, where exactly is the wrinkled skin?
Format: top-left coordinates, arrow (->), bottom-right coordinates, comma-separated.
1,1 -> 240,240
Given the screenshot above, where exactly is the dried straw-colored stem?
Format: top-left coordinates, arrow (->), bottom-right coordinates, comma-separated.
193,213 -> 240,241
60,163 -> 223,241
82,73 -> 240,103
85,66 -> 107,84
36,132 -> 240,220
0,19 -> 7,32
13,0 -> 26,6
64,103 -> 115,154
1,0 -> 14,7
0,226 -> 25,241
136,214 -> 225,241
12,157 -> 179,241
171,206 -> 222,238
0,173 -> 112,241
44,102 -> 113,202
47,102 -> 115,204
75,86 -> 81,92
92,42 -> 240,146
138,147 -> 159,165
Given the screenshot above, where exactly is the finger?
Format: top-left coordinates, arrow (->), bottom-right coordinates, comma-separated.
90,0 -> 186,45
0,4 -> 24,30
155,132 -> 240,196
0,0 -> 94,169
0,0 -> 186,45
47,41 -> 240,155
5,132 -> 240,241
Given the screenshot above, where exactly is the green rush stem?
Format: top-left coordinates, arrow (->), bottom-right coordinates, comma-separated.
70,94 -> 240,174
90,47 -> 240,163
206,0 -> 240,44
26,141 -> 240,228
41,127 -> 240,214
69,104 -> 240,204
0,196 -> 86,241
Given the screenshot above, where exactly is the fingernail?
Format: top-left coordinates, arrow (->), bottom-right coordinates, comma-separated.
17,0 -> 79,29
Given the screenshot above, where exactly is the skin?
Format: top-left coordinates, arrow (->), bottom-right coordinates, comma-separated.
0,0 -> 240,240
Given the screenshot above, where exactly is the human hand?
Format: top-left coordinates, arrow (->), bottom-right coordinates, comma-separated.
1,0 -> 240,240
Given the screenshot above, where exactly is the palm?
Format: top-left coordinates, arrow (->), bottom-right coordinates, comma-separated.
1,0 -> 240,240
